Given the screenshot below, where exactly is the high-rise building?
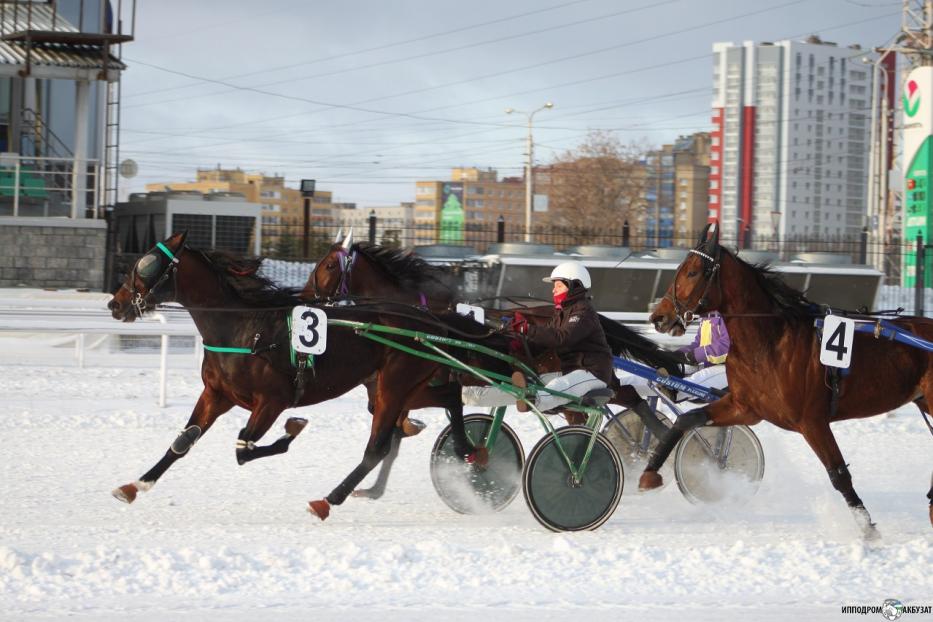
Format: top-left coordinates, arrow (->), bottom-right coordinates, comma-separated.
710,37 -> 871,243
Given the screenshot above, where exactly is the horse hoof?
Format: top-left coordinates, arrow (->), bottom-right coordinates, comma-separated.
308,499 -> 330,520
466,446 -> 489,468
638,470 -> 663,492
401,417 -> 426,437
350,488 -> 383,500
285,417 -> 309,437
112,484 -> 138,504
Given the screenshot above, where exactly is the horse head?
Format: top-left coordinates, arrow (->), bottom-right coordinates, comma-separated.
305,229 -> 357,300
649,223 -> 722,336
108,232 -> 187,322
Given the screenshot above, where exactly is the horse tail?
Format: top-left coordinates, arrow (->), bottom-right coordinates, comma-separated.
598,314 -> 684,377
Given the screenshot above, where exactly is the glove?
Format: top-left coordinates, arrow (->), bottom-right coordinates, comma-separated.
509,311 -> 529,335
676,349 -> 697,365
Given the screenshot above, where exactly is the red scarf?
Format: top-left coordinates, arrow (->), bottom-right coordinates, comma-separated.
553,290 -> 568,308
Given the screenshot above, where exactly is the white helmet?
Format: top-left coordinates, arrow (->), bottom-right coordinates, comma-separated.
543,261 -> 591,289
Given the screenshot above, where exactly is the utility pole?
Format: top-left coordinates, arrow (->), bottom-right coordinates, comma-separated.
505,102 -> 553,243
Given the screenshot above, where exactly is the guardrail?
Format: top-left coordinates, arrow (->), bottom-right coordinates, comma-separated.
0,296 -> 199,406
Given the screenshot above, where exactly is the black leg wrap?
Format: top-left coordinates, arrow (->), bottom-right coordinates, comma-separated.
170,425 -> 202,456
645,428 -> 685,472
673,407 -> 710,431
327,437 -> 395,506
632,400 -> 670,440
645,407 -> 708,472
827,464 -> 864,508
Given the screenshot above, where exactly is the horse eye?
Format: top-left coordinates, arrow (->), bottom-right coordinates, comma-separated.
687,270 -> 698,278
326,261 -> 336,269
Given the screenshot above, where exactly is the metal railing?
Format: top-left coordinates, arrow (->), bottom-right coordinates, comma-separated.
0,153 -> 100,218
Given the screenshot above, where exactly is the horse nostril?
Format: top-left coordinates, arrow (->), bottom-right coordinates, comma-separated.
107,298 -> 118,311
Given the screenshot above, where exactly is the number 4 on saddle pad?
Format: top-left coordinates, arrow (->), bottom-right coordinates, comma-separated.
291,306 -> 328,355
819,314 -> 855,369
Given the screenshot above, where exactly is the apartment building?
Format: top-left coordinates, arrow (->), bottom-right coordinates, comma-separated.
710,36 -> 871,242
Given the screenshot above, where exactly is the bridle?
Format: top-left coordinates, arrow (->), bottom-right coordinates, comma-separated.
663,244 -> 721,328
311,246 -> 357,301
120,241 -> 181,317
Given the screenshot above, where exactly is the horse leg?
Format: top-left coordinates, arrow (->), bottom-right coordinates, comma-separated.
638,392 -> 751,491
351,426 -> 404,500
912,395 -> 933,528
236,400 -> 304,465
352,382 -> 470,500
308,369 -> 433,520
799,420 -> 879,540
112,387 -> 233,504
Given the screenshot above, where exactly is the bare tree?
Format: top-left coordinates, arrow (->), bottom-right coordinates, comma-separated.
538,131 -> 651,235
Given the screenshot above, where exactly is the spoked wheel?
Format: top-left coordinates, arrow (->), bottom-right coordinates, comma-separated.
602,409 -> 673,495
523,426 -> 623,532
430,413 -> 524,514
674,425 -> 765,505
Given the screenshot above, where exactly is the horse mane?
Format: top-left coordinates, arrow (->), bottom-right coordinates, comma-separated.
197,248 -> 303,308
352,242 -> 455,302
727,247 -> 816,323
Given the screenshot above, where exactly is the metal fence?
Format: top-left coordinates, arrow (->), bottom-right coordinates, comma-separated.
106,215 -> 933,317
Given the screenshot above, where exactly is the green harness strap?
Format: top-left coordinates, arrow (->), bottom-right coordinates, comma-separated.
201,310 -> 312,369
203,344 -> 253,354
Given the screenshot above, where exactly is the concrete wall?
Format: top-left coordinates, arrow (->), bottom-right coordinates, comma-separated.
0,217 -> 106,290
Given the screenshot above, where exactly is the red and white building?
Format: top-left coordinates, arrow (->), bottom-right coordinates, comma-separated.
709,37 -> 873,242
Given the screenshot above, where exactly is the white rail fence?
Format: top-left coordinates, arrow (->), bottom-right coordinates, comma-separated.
0,295 -> 199,407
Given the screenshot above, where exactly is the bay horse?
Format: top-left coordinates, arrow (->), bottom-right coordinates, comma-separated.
304,234 -> 684,497
107,232 -> 507,520
643,223 -> 933,536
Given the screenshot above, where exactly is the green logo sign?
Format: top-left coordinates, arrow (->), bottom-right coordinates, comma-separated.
905,79 -> 921,118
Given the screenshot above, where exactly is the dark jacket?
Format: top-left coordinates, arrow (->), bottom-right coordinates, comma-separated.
525,291 -> 614,385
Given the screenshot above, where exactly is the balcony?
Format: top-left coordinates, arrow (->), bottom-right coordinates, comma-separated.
0,153 -> 99,217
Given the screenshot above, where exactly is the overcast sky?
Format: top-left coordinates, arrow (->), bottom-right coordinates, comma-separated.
119,0 -> 902,207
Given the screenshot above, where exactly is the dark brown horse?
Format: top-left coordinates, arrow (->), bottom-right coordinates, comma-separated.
643,223 -> 933,536
107,232 -> 503,519
303,236 -> 684,497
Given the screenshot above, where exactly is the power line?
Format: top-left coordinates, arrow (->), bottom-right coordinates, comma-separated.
124,0 -> 602,98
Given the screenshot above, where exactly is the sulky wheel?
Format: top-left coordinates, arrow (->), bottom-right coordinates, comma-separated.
430,413 -> 524,514
674,424 -> 765,505
602,408 -> 673,494
523,426 -> 623,532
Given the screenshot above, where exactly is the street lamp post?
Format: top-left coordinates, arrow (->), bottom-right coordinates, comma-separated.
861,52 -> 893,272
506,102 -> 553,243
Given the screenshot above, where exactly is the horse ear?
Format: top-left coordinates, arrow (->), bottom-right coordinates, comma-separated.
166,230 -> 187,250
696,223 -> 711,248
342,227 -> 353,250
333,228 -> 343,244
707,222 -> 720,254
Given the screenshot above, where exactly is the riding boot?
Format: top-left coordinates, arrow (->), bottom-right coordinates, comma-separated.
632,399 -> 670,440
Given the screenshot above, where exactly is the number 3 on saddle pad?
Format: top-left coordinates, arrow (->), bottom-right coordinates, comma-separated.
820,314 -> 855,368
291,306 -> 328,355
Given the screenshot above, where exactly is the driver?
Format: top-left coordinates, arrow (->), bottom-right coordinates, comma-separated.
509,261 -> 613,413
